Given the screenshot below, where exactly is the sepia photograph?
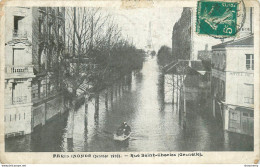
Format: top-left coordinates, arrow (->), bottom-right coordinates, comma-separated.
1,0 -> 258,160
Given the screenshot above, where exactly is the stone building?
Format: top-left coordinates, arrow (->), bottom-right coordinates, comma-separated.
172,7 -> 194,61
211,8 -> 254,136
4,7 -> 66,137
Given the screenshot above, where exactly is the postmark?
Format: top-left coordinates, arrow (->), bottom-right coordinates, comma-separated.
196,0 -> 246,38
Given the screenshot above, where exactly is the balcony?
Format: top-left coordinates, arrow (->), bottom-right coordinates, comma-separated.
12,30 -> 27,39
5,65 -> 34,79
5,65 -> 33,74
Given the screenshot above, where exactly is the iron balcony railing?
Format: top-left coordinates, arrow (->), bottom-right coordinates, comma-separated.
5,65 -> 34,74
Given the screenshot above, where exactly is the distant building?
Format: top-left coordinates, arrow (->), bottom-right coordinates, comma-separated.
4,7 -> 65,137
198,44 -> 212,61
211,8 -> 254,136
145,21 -> 155,55
166,7 -> 210,107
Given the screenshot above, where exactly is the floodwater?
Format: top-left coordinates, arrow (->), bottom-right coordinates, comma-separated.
5,56 -> 253,152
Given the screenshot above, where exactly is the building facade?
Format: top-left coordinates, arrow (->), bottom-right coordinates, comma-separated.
172,7 -> 193,61
211,8 -> 254,136
4,7 -> 65,137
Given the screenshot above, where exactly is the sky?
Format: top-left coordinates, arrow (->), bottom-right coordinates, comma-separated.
65,7 -> 222,55
109,8 -> 183,51
108,7 -> 221,55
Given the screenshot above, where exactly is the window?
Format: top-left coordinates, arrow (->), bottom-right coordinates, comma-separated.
39,20 -> 43,34
58,25 -> 61,36
49,24 -> 53,35
250,113 -> 254,117
14,16 -> 24,32
13,48 -> 26,66
243,113 -> 248,117
38,80 -> 41,98
246,54 -> 254,70
230,111 -> 239,121
244,84 -> 254,104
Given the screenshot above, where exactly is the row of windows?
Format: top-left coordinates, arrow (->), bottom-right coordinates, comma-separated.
243,112 -> 254,117
230,111 -> 254,120
4,113 -> 26,122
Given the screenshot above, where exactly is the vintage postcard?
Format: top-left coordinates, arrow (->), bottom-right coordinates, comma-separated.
0,0 -> 259,164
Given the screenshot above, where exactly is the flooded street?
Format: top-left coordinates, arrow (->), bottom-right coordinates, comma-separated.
5,56 -> 253,152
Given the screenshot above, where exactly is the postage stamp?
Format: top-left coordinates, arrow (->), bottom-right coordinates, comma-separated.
196,1 -> 238,37
0,0 -> 259,164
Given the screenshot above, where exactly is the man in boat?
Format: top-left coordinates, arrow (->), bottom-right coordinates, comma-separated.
124,123 -> 131,135
117,122 -> 131,136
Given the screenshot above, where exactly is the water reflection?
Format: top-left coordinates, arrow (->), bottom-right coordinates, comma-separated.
5,56 -> 253,152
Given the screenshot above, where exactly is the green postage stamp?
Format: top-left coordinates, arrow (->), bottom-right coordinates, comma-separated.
196,1 -> 238,37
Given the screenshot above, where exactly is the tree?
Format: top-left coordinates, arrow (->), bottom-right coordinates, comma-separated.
63,7 -> 145,102
157,45 -> 172,66
31,7 -> 66,97
64,7 -> 111,98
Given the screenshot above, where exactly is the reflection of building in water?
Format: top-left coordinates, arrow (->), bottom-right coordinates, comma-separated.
4,7 -> 66,137
211,8 -> 254,136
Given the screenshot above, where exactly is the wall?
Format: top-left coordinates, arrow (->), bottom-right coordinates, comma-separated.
5,7 -> 33,66
5,43 -> 32,66
32,95 -> 64,128
212,50 -> 226,71
5,7 -> 33,43
5,103 -> 33,135
226,47 -> 254,71
211,49 -> 226,103
225,47 -> 254,108
226,107 -> 254,136
4,7 -> 66,137
32,7 -> 40,69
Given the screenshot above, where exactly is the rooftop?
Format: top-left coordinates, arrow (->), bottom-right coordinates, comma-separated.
212,35 -> 254,49
190,60 -> 207,72
164,60 -> 200,75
